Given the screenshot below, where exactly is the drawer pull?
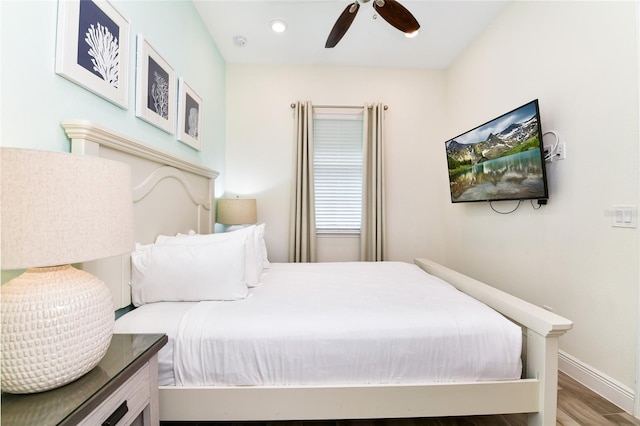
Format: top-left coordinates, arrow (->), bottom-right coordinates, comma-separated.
102,400 -> 128,426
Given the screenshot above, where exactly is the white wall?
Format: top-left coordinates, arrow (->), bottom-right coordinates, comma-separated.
225,65 -> 448,263
0,0 -> 225,175
444,1 -> 639,390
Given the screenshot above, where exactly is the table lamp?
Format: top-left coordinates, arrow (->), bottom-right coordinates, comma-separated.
1,148 -> 135,394
217,198 -> 257,231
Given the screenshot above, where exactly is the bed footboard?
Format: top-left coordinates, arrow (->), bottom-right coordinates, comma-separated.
414,258 -> 573,426
160,380 -> 540,421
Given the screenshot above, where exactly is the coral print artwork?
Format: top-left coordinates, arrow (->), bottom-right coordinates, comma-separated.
77,0 -> 120,88
147,57 -> 169,120
134,34 -> 175,134
177,78 -> 202,151
55,0 -> 130,108
185,94 -> 199,139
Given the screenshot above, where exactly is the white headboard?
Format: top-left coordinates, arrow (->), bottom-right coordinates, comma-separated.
62,120 -> 219,309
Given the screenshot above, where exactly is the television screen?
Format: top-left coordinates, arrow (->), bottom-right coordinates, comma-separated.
445,100 -> 549,203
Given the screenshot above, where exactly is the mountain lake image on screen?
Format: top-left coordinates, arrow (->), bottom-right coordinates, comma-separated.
445,100 -> 549,203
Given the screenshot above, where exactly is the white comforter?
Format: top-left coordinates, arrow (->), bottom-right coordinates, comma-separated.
116,262 -> 522,387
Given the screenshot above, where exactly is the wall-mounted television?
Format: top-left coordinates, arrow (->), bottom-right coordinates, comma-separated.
445,99 -> 548,203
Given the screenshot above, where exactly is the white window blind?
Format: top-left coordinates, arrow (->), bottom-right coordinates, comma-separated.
313,112 -> 364,234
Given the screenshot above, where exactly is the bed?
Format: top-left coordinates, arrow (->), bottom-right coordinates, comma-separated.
62,119 -> 572,426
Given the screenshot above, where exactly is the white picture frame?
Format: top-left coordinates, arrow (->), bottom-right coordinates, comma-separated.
177,78 -> 203,151
55,0 -> 130,109
135,35 -> 176,134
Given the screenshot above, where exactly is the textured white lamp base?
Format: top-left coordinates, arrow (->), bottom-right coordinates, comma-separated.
1,265 -> 114,394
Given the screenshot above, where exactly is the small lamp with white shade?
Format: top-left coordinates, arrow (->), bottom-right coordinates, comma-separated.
0,148 -> 135,394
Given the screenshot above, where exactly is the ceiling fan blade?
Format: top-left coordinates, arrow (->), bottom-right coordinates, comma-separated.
373,0 -> 420,34
325,2 -> 360,48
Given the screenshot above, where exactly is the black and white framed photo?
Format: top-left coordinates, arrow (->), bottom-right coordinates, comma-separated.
135,35 -> 175,134
55,0 -> 130,109
177,78 -> 202,151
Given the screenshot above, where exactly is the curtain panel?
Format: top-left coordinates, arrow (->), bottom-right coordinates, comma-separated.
288,101 -> 317,263
361,102 -> 386,261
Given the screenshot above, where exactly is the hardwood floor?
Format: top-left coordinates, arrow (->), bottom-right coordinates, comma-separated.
161,372 -> 640,426
553,372 -> 640,425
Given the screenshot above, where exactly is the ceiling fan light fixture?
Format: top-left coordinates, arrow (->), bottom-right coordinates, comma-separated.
270,20 -> 288,33
405,29 -> 419,38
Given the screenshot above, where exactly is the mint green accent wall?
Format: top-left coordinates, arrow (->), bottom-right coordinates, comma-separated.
0,0 -> 225,174
1,0 -> 225,284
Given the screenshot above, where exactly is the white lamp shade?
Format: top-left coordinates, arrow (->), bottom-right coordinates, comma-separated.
217,198 -> 257,225
1,148 -> 135,269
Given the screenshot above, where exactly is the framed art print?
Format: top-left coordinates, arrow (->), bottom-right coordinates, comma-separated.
135,34 -> 175,134
177,78 -> 202,151
55,0 -> 130,109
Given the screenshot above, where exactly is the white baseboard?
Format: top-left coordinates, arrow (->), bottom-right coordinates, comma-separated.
559,350 -> 635,414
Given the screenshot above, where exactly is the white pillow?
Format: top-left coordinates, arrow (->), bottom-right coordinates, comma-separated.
229,223 -> 270,274
155,226 -> 262,287
255,223 -> 270,270
159,225 -> 269,269
131,238 -> 248,307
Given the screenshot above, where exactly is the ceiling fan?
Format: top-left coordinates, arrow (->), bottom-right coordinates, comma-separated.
325,0 -> 420,48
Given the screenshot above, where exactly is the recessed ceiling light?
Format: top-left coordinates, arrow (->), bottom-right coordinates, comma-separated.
270,20 -> 287,33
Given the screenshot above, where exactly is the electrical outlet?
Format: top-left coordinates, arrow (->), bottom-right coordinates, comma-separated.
556,143 -> 566,160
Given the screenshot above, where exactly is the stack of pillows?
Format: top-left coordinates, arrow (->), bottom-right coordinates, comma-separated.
131,224 -> 269,307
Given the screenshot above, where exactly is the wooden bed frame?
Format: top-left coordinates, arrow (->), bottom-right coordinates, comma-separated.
62,120 -> 572,426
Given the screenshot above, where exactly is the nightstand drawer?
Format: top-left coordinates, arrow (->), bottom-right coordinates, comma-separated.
78,362 -> 150,426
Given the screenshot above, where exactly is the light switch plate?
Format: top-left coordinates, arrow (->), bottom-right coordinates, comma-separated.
612,205 -> 637,228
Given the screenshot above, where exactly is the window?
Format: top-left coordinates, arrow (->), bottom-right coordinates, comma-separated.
313,111 -> 364,234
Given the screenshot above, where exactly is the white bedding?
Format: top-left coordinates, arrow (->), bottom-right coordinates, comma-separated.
115,301 -> 196,385
115,261 -> 522,387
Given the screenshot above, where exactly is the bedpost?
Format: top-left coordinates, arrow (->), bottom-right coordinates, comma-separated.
526,330 -> 562,426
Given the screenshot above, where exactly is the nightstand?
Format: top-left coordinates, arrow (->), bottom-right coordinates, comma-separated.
2,333 -> 167,426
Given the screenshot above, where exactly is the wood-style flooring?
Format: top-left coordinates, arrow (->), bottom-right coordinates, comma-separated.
161,372 -> 640,426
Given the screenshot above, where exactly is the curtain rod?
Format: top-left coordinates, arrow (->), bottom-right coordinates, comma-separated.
290,103 -> 388,110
